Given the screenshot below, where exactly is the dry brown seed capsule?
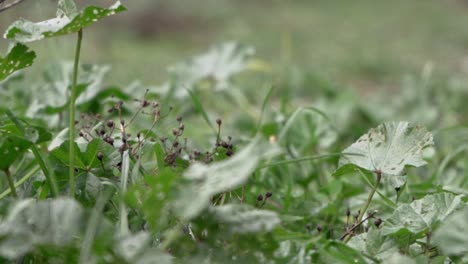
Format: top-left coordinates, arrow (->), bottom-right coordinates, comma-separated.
177,116 -> 183,122
374,218 -> 383,228
265,192 -> 273,198
216,118 -> 222,126
107,120 -> 114,128
316,224 -> 323,232
257,194 -> 264,201
97,151 -> 104,161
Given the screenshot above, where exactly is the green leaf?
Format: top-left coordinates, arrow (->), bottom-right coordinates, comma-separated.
210,204 -> 280,234
167,42 -> 255,96
319,241 -> 367,264
27,63 -> 110,117
0,43 -> 36,81
0,198 -> 83,259
5,1 -> 126,43
339,122 -> 433,177
81,138 -> 114,168
125,168 -> 177,229
50,140 -> 86,169
433,208 -> 468,258
25,125 -> 52,144
0,135 -> 32,170
174,137 -> 280,220
348,228 -> 399,261
57,0 -> 78,18
381,193 -> 464,236
278,107 -> 337,155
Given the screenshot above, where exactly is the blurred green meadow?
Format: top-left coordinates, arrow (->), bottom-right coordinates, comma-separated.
3,0 -> 468,89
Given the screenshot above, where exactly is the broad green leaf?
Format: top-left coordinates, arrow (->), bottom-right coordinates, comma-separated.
339,122 -> 433,177
348,228 -> 399,262
319,241 -> 367,264
51,138 -> 115,171
381,193 -> 464,236
210,204 -> 280,234
81,138 -> 114,168
174,137 -> 280,220
278,107 -> 337,155
0,43 -> 36,81
25,125 -> 52,144
125,168 -> 177,230
0,198 -> 83,259
0,135 -> 31,170
167,42 -> 255,96
5,1 -> 126,43
57,0 -> 78,18
383,253 -> 417,264
433,208 -> 468,258
48,127 -> 69,151
27,63 -> 110,117
50,140 -> 86,169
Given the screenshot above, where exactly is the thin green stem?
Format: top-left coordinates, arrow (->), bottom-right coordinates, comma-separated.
343,170 -> 382,243
0,165 -> 39,199
69,28 -> 83,197
3,169 -> 17,198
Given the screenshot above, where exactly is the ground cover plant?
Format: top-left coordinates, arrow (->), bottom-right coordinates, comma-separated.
0,1 -> 467,263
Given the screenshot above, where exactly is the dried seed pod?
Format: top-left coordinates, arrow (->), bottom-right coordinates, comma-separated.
316,224 -> 323,233
257,194 -> 264,201
374,218 -> 383,228
106,120 -> 114,128
97,151 -> 104,161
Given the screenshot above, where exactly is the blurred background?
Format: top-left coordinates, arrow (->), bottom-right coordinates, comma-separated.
3,0 -> 468,92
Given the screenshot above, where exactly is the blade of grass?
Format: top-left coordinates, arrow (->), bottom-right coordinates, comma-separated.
119,150 -> 130,235
6,110 -> 59,196
79,185 -> 115,264
187,89 -> 216,134
257,152 -> 362,170
256,85 -> 274,131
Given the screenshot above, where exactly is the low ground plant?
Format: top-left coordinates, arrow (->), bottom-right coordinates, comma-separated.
0,1 -> 467,263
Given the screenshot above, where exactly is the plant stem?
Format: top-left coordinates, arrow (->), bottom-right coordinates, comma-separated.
0,165 -> 39,199
4,169 -> 17,198
69,28 -> 83,197
343,170 -> 382,243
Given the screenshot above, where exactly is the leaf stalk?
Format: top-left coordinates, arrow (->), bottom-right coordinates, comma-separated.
69,28 -> 83,197
343,170 -> 382,243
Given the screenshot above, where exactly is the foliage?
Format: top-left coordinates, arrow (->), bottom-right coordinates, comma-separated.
0,0 -> 466,263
